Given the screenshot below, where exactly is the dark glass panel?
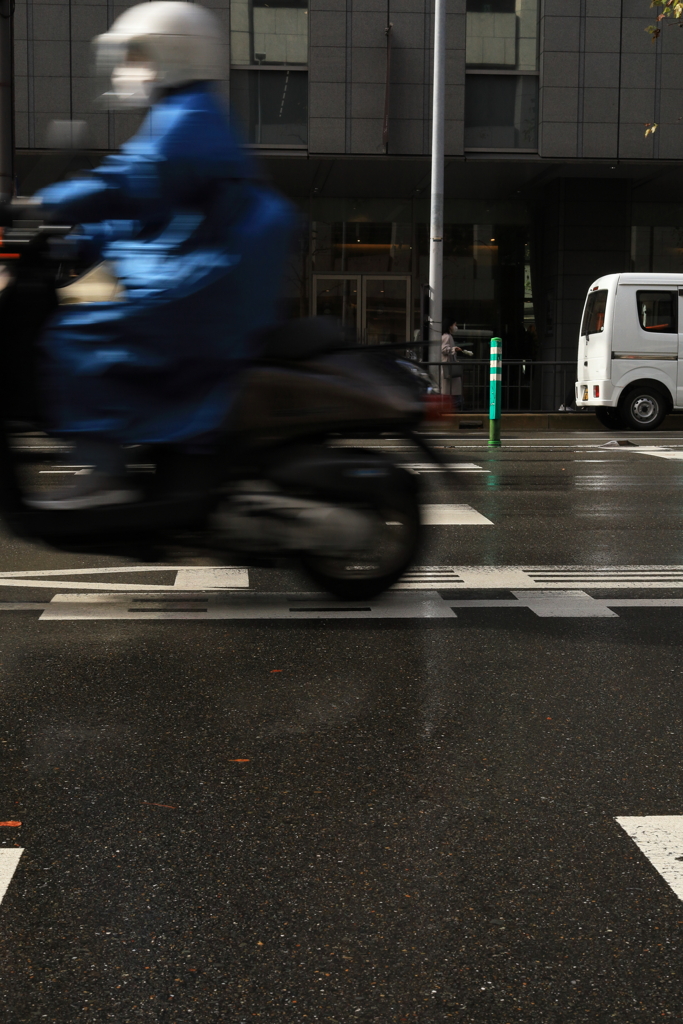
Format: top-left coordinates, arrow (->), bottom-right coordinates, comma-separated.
230,70 -> 307,145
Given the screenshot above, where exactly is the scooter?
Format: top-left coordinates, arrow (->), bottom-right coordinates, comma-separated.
0,217 -> 447,599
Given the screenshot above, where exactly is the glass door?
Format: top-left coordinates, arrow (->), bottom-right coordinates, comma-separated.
362,276 -> 411,345
312,274 -> 411,344
313,276 -> 360,334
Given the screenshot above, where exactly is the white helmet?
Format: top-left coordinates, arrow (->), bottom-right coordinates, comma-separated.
96,1 -> 225,107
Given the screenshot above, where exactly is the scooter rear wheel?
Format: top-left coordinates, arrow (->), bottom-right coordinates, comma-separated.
299,489 -> 420,600
595,407 -> 624,430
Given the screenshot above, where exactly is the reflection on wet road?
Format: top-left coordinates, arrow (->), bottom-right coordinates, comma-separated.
3,432 -> 683,1022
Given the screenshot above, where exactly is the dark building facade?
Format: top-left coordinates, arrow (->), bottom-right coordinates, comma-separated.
11,0 -> 683,386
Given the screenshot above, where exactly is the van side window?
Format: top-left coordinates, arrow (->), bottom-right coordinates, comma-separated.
581,289 -> 607,336
637,291 -> 677,333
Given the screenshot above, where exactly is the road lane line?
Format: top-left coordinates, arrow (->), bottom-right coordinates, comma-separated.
0,566 -> 191,577
0,579 -> 250,592
0,849 -> 23,907
0,566 -> 250,592
0,579 -> 212,592
0,603 -> 47,611
0,565 -> 247,580
617,817 -> 683,902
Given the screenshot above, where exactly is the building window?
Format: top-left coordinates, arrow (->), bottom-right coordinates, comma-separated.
631,225 -> 683,272
466,0 -> 538,71
230,69 -> 308,145
464,75 -> 538,150
230,0 -> 308,147
230,0 -> 308,66
312,222 -> 413,274
465,0 -> 538,151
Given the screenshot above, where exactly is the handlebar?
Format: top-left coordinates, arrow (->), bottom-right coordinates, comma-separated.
0,224 -> 73,253
0,202 -> 77,272
0,229 -> 77,286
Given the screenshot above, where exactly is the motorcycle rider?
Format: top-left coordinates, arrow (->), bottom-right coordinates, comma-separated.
26,1 -> 296,510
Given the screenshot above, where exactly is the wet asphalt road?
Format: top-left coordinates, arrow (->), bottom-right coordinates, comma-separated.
3,432 -> 683,1022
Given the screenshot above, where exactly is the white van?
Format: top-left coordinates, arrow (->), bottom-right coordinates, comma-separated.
575,272 -> 683,429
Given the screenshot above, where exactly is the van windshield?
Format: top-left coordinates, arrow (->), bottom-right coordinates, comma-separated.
581,289 -> 607,336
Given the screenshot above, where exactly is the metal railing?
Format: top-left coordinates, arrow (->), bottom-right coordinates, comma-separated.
417,360 -> 578,413
350,337 -> 577,412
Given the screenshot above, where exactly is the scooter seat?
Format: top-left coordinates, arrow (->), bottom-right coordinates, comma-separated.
258,317 -> 345,362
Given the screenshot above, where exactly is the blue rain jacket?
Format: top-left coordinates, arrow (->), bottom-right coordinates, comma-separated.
38,83 -> 296,444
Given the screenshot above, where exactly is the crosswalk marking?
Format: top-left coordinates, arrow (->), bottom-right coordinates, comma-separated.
403,463 -> 490,474
447,596 -> 683,616
617,817 -> 683,903
394,565 -> 683,589
525,566 -> 683,584
421,504 -> 493,525
173,568 -> 248,590
39,591 -> 457,621
38,589 -> 617,621
509,590 -> 617,617
629,448 -> 683,460
398,567 -> 465,587
0,849 -> 23,907
8,589 -> 683,620
34,589 -> 683,621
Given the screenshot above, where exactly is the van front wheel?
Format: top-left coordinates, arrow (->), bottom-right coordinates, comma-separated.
618,386 -> 669,430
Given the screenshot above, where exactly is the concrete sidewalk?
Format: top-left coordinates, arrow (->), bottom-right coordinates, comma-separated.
431,412 -> 683,432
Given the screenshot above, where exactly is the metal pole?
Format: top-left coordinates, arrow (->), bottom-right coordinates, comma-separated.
0,0 -> 13,199
489,336 -> 502,447
427,0 -> 445,379
382,21 -> 393,153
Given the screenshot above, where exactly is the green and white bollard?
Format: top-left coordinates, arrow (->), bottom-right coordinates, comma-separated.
488,336 -> 502,447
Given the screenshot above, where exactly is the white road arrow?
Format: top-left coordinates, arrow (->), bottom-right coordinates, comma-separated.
0,848 -> 23,906
617,816 -> 683,901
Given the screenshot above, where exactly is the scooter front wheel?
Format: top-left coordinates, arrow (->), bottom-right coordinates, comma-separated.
299,490 -> 420,600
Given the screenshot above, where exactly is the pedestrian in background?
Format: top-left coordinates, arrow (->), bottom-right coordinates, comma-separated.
441,319 -> 473,410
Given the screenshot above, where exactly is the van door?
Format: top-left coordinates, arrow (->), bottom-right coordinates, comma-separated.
581,287 -> 609,383
679,289 -> 683,408
613,286 -> 678,399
